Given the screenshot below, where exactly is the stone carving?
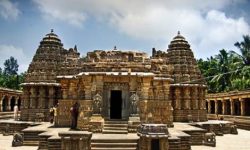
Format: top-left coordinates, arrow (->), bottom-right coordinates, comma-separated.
12,133 -> 23,147
93,93 -> 102,114
203,132 -> 216,147
130,93 -> 139,115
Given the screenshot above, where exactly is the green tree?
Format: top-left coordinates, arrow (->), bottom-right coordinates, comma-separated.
4,56 -> 19,76
234,35 -> 250,65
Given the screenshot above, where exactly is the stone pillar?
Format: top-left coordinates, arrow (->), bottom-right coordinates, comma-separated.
141,82 -> 150,100
192,87 -> 198,109
230,98 -> 235,115
49,87 -> 55,108
30,87 -> 37,109
38,86 -> 46,109
215,100 -> 218,115
183,87 -> 190,109
239,98 -> 245,116
59,131 -> 92,150
174,87 -> 181,109
8,97 -> 11,111
207,100 -> 211,114
198,87 -> 205,110
222,100 -> 226,115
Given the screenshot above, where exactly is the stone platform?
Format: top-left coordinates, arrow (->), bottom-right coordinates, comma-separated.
0,120 -> 240,150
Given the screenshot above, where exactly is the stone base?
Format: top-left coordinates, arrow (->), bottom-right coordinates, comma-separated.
89,114 -> 104,133
128,116 -> 140,133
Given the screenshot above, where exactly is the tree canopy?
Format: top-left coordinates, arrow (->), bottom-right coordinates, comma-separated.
198,35 -> 250,93
0,56 -> 24,90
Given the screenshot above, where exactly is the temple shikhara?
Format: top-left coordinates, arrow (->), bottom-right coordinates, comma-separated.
21,30 -> 207,126
0,30 -> 240,150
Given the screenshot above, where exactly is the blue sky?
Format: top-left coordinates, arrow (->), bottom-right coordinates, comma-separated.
0,0 -> 250,73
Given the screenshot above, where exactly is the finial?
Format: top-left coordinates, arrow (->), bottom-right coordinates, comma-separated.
51,29 -> 54,33
177,31 -> 180,35
114,46 -> 117,50
74,45 -> 77,51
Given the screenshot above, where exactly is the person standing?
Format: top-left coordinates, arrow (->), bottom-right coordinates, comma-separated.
70,102 -> 79,129
53,104 -> 58,126
49,106 -> 54,124
13,104 -> 19,121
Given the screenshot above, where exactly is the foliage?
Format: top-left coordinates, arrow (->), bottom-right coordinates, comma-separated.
0,57 -> 25,90
198,35 -> 250,93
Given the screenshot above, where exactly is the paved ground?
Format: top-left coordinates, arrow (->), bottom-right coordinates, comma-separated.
0,134 -> 37,150
192,129 -> 250,150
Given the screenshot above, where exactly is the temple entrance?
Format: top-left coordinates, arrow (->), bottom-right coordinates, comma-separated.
110,90 -> 122,119
151,139 -> 160,150
10,97 -> 16,111
2,96 -> 7,111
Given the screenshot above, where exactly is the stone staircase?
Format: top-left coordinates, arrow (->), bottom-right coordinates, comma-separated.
103,120 -> 128,134
0,112 -> 14,120
91,136 -> 138,150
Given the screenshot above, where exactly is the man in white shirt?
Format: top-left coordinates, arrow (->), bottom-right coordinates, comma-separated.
13,104 -> 19,121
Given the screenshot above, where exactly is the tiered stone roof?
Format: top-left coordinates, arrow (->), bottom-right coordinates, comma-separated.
167,31 -> 205,84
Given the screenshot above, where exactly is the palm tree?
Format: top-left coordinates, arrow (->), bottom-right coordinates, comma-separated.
234,35 -> 250,65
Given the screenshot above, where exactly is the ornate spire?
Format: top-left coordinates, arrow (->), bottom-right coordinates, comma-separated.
74,45 -> 78,51
114,46 -> 117,50
177,31 -> 180,35
51,29 -> 54,33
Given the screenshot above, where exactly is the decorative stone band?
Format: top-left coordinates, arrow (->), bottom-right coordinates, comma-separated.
0,87 -> 22,94
137,124 -> 169,138
170,83 -> 207,87
57,72 -> 156,79
21,82 -> 61,87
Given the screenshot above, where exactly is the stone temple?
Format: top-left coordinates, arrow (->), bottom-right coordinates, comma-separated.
0,30 -> 240,150
21,30 -> 207,127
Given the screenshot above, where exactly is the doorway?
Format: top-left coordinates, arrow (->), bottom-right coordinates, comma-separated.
151,139 -> 160,150
110,90 -> 122,119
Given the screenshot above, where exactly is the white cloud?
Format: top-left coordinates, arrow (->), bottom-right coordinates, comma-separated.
33,0 -> 250,58
0,45 -> 29,73
0,0 -> 20,20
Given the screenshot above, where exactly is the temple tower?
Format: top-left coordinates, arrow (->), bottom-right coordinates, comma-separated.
167,31 -> 207,122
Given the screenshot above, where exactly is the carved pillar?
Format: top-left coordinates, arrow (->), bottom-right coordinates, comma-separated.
49,86 -> 55,108
84,77 -> 92,100
174,87 -> 181,109
230,98 -> 235,115
239,98 -> 245,116
207,100 -> 211,114
215,100 -> 218,115
30,87 -> 37,109
198,87 -> 205,110
192,87 -> 198,109
222,100 -> 226,115
23,87 -> 30,109
141,81 -> 150,100
183,87 -> 190,109
39,86 -> 46,109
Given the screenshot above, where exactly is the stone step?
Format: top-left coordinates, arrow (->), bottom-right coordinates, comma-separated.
92,139 -> 138,143
105,121 -> 128,124
102,130 -> 128,134
104,124 -> 128,127
23,141 -> 39,146
103,127 -> 128,131
92,142 -> 137,148
91,148 -> 137,150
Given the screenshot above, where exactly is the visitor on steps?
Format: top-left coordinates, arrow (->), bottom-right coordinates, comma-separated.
49,106 -> 54,124
53,103 -> 58,125
70,102 -> 79,129
13,104 -> 18,121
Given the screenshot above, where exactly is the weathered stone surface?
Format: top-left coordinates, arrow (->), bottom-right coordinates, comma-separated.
21,30 -> 207,129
